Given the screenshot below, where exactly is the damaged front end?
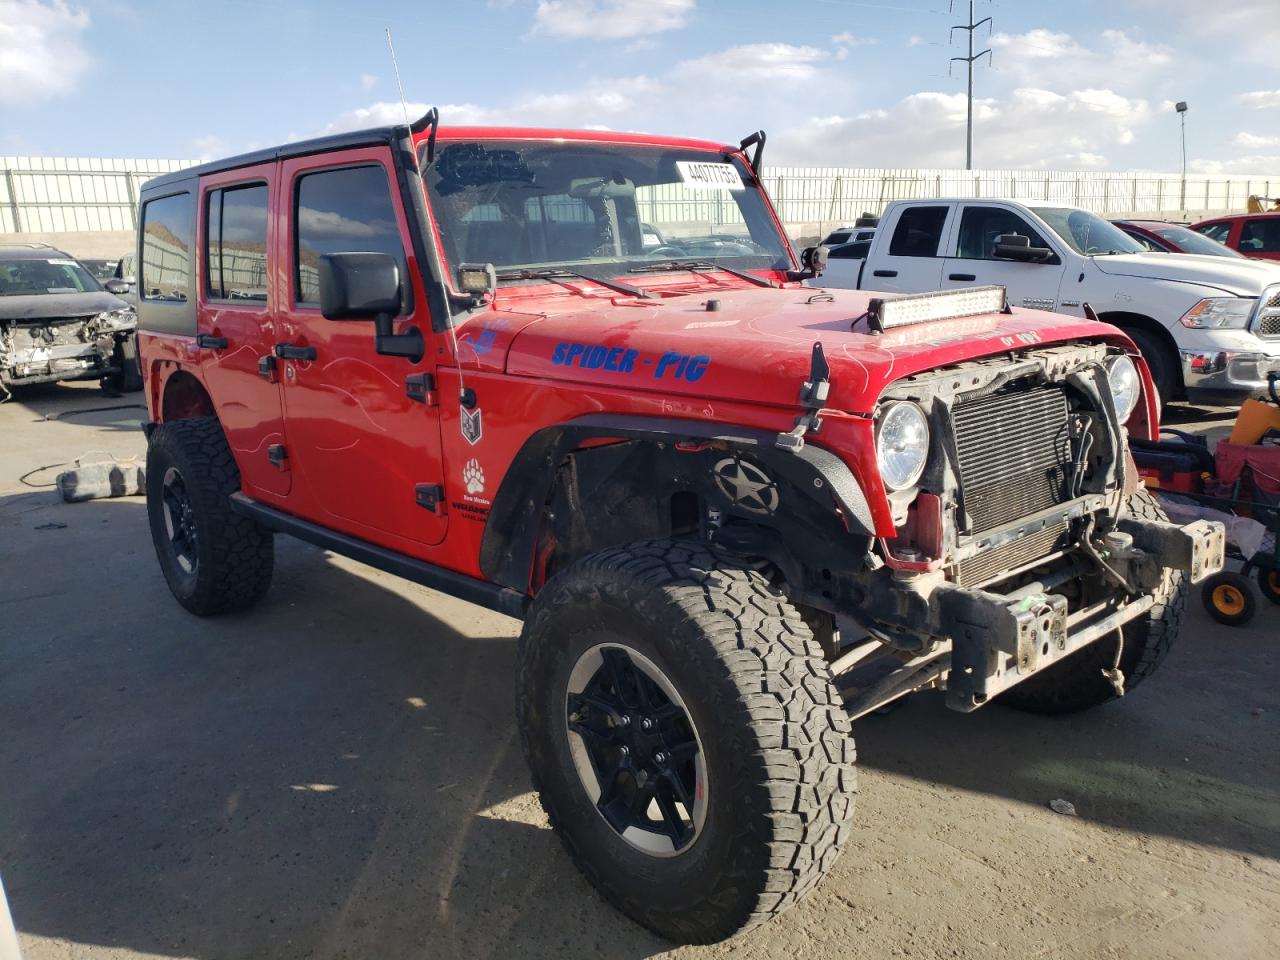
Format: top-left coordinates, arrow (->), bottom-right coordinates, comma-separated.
834,341 -> 1224,717
0,306 -> 136,396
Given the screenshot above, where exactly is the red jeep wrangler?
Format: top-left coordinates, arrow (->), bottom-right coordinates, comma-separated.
136,113 -> 1223,943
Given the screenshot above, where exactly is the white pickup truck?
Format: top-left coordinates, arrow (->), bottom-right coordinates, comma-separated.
819,198 -> 1280,404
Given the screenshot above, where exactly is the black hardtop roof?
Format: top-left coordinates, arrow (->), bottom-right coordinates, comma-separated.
140,124 -> 403,196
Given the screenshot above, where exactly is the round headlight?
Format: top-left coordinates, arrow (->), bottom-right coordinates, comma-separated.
876,401 -> 930,490
1106,355 -> 1141,422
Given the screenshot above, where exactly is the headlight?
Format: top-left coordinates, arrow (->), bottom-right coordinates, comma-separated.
1178,297 -> 1255,329
876,401 -> 930,490
1106,354 -> 1141,422
94,308 -> 136,331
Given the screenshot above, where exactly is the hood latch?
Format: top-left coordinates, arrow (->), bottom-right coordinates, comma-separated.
776,341 -> 830,452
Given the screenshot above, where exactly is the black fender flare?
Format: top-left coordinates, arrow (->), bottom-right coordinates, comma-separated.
478,413 -> 875,590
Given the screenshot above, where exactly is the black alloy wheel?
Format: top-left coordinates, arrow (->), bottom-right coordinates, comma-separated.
160,465 -> 199,581
565,643 -> 707,857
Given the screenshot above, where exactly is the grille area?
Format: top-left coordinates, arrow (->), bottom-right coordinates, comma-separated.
951,386 -> 1072,533
1257,287 -> 1280,338
955,522 -> 1069,587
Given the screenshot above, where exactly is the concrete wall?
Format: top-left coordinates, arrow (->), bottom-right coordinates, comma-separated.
2,230 -> 135,259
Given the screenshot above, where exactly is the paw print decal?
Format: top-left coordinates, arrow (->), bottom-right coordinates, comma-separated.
462,459 -> 485,495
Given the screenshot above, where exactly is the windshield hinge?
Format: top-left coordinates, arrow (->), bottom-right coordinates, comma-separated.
776,342 -> 830,453
739,130 -> 766,179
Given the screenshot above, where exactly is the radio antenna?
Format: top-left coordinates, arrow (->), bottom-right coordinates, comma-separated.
385,28 -> 475,413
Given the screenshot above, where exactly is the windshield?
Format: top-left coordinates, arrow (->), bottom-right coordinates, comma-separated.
422,140 -> 791,285
1030,207 -> 1145,256
1153,224 -> 1244,258
0,257 -> 101,296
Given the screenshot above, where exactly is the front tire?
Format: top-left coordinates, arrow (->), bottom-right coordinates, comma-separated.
146,416 -> 273,615
999,489 -> 1187,715
517,540 -> 856,943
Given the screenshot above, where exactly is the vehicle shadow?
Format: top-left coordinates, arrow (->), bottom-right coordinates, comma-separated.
0,494 -> 669,960
2,492 -> 1277,960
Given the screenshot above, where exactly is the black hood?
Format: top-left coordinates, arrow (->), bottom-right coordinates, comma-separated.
0,290 -> 129,322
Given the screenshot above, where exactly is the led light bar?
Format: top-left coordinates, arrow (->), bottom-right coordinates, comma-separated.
865,285 -> 1008,333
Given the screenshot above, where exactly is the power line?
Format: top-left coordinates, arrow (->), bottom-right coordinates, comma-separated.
949,0 -> 991,170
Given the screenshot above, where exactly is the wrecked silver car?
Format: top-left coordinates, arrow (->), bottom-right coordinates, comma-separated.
0,243 -> 140,398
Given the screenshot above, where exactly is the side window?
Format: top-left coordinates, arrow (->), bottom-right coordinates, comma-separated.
956,206 -> 1050,259
206,184 -> 269,301
888,206 -> 948,258
141,193 -> 193,301
1241,219 -> 1280,253
1196,222 -> 1231,244
829,241 -> 870,260
295,165 -> 407,306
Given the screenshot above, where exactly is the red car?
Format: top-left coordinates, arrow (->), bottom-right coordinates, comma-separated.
1112,219 -> 1244,258
1191,212 -> 1280,261
133,118 -> 1222,943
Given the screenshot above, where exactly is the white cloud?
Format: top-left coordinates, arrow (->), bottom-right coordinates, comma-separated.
906,35 -> 924,47
675,43 -> 828,83
773,87 -> 1153,169
1130,0 -> 1278,62
191,135 -> 227,163
0,0 -> 91,103
534,0 -> 693,40
359,73 -> 378,91
1191,154 -> 1280,175
989,28 -> 1172,88
831,32 -> 874,47
1099,29 -> 1171,65
1239,90 -> 1280,110
1233,132 -> 1280,148
990,29 -> 1089,60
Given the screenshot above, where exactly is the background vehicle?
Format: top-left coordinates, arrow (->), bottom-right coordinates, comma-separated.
79,258 -> 121,281
819,198 -> 1280,404
1191,212 -> 1280,262
820,238 -> 873,286
135,119 -> 1221,943
0,242 -> 140,397
820,225 -> 876,246
1112,219 -> 1244,258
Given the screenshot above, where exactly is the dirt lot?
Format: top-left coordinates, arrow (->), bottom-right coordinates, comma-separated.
1,382 -> 1277,960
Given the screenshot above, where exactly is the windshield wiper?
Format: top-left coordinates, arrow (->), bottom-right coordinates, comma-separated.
629,259 -> 777,288
495,267 -> 654,299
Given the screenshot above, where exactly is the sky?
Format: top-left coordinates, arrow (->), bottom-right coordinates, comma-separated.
1,0 -> 1279,174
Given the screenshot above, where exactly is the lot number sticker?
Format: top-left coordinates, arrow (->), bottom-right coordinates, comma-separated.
675,161 -> 744,192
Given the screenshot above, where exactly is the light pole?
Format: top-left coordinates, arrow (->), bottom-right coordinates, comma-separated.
1176,100 -> 1188,214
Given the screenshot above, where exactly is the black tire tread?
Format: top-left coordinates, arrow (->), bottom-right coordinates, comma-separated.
517,539 -> 856,942
146,416 -> 273,615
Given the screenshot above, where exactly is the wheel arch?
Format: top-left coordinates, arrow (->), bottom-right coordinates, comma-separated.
158,367 -> 216,423
479,414 -> 876,600
1097,310 -> 1183,393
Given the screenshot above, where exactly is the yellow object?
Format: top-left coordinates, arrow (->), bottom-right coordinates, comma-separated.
1211,581 -> 1247,617
1229,396 -> 1280,445
1246,195 -> 1280,213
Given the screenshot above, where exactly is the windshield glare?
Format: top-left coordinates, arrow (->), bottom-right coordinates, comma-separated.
0,258 -> 102,296
422,140 -> 791,285
1153,224 -> 1244,258
1030,207 -> 1145,256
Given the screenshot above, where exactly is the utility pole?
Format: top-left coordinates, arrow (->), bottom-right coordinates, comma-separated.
1176,101 -> 1188,213
950,0 -> 991,170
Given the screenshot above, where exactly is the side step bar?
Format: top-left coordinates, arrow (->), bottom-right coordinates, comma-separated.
229,492 -> 529,620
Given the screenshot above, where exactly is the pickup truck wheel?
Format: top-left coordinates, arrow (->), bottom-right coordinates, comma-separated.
997,489 -> 1187,715
1125,328 -> 1178,405
146,416 -> 273,616
517,540 -> 856,943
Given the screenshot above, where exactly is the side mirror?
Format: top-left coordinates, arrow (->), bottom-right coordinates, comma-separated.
801,244 -> 829,276
992,233 -> 1055,263
103,278 -> 130,295
318,252 -> 422,361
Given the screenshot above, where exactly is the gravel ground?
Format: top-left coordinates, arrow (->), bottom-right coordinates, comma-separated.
1,382 -> 1276,960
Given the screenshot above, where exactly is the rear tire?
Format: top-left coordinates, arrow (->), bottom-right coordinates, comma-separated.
999,489 -> 1187,715
146,416 -> 273,615
517,540 -> 856,943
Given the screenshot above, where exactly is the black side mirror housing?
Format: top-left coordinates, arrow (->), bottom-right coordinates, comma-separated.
103,278 -> 130,295
992,233 -> 1055,263
318,252 -> 422,361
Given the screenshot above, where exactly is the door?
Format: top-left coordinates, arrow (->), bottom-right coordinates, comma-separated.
196,166 -> 292,497
864,204 -> 953,293
276,150 -> 448,548
941,203 -> 1066,310
1239,218 -> 1280,261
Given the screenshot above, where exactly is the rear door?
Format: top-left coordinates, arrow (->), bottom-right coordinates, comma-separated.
276,149 -> 448,548
863,203 -> 953,293
196,165 -> 291,497
940,203 -> 1066,310
1239,218 -> 1280,261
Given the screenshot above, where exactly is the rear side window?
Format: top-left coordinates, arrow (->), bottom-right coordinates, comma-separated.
1241,219 -> 1280,253
889,206 -> 948,258
141,192 -> 193,301
956,207 -> 1050,259
1195,222 -> 1231,244
206,184 -> 269,302
294,165 -> 406,306
829,241 -> 870,260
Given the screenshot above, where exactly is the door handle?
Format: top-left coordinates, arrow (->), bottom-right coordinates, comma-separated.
872,269 -> 898,278
948,273 -> 976,281
274,342 -> 317,361
196,333 -> 228,350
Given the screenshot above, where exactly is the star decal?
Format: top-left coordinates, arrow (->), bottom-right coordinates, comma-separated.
713,457 -> 779,515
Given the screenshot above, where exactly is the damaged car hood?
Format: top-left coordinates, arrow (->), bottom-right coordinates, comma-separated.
0,290 -> 128,322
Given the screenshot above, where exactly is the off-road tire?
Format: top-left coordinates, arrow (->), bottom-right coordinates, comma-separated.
102,333 -> 143,394
999,489 -> 1187,715
517,540 -> 856,943
146,416 -> 273,615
